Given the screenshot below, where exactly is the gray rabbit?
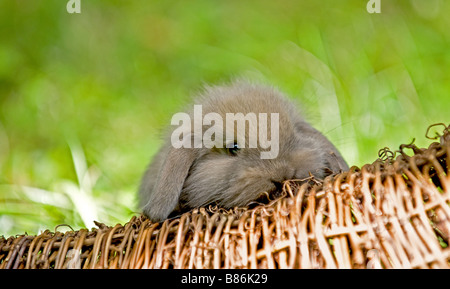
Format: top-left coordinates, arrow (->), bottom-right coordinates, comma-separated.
139,81 -> 348,222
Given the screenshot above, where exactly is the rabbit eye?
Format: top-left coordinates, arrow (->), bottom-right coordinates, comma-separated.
226,142 -> 240,156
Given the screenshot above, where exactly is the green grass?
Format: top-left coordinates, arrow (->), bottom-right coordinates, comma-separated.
0,0 -> 449,235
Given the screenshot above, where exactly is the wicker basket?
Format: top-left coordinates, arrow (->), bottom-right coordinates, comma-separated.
1,123 -> 449,269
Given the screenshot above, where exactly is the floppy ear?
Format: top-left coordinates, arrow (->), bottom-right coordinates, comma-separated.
293,120 -> 348,172
141,146 -> 196,222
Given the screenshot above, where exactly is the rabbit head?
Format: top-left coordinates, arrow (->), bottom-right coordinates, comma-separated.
139,81 -> 348,222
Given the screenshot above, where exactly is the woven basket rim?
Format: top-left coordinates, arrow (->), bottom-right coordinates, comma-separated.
1,123 -> 449,269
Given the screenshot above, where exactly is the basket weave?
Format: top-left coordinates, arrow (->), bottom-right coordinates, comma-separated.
1,124 -> 449,269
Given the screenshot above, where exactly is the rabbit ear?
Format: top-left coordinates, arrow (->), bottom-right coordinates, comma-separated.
141,145 -> 196,222
293,120 -> 348,172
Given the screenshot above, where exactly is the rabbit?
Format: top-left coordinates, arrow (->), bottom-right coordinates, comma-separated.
139,81 -> 348,222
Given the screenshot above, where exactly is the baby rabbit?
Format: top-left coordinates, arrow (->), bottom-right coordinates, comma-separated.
139,81 -> 348,222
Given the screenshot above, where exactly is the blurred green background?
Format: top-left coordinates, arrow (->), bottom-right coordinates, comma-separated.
0,0 -> 449,235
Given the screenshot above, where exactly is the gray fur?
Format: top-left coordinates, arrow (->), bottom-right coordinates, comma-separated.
139,81 -> 348,222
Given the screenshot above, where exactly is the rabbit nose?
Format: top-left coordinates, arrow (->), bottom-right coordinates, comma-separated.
271,181 -> 284,192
